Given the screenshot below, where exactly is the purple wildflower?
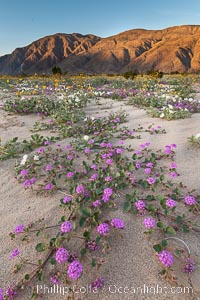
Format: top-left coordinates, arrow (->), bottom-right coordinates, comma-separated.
23,179 -> 30,188
14,224 -> 24,234
135,162 -> 141,169
143,217 -> 156,229
55,248 -> 69,264
145,168 -> 151,174
90,277 -> 104,290
29,177 -> 36,185
97,223 -> 110,236
146,177 -> 156,185
92,200 -> 102,207
89,173 -> 99,181
170,171 -> 178,178
45,183 -> 54,190
105,176 -> 112,182
0,288 -> 3,300
110,218 -> 125,229
61,221 -> 73,233
37,147 -> 44,154
184,258 -> 195,274
170,162 -> 177,169
45,164 -> 53,171
6,287 -> 17,299
50,276 -> 61,285
20,169 -> 28,177
76,184 -> 85,194
105,158 -> 113,165
86,241 -> 99,251
146,162 -> 154,168
91,164 -> 98,170
184,195 -> 196,206
44,140 -> 51,146
135,200 -> 146,211
103,188 -> 113,196
85,147 -> 91,154
88,139 -> 94,144
166,198 -> 177,208
10,248 -> 20,259
67,260 -> 83,279
66,172 -> 74,178
116,148 -> 123,154
158,250 -> 174,267
67,155 -> 73,160
63,195 -> 72,203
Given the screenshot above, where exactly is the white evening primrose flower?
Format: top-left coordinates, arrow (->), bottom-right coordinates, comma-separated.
160,113 -> 165,118
34,155 -> 39,161
83,135 -> 89,141
168,104 -> 174,109
20,154 -> 28,165
195,133 -> 200,139
91,117 -> 95,121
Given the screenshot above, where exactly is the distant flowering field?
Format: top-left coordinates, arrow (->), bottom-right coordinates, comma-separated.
0,74 -> 200,299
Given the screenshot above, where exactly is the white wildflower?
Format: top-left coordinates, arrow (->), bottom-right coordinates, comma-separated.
195,133 -> 200,139
20,154 -> 28,165
83,135 -> 89,141
34,155 -> 39,161
160,113 -> 165,118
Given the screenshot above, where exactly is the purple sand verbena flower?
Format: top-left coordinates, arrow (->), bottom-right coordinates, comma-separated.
184,195 -> 196,206
85,147 -> 91,154
135,162 -> 141,169
10,248 -> 20,259
90,277 -> 104,290
158,250 -> 174,267
105,158 -> 113,165
97,223 -> 110,236
145,168 -> 151,174
166,198 -> 177,208
45,183 -> 54,190
61,221 -> 73,233
146,162 -> 154,168
55,248 -> 69,264
146,177 -> 156,185
50,276 -> 61,285
14,224 -> 24,234
66,172 -> 74,178
0,288 -> 3,300
93,200 -> 102,207
20,169 -> 28,177
87,241 -> 99,251
170,162 -> 177,169
116,148 -> 123,154
170,171 -> 178,178
67,260 -> 83,279
143,217 -> 156,229
89,173 -> 99,181
63,195 -> 72,203
45,164 -> 53,171
184,258 -> 195,274
37,147 -> 44,154
135,200 -> 146,211
103,188 -> 113,196
105,176 -> 112,182
110,218 -> 125,229
6,286 -> 17,299
76,184 -> 85,194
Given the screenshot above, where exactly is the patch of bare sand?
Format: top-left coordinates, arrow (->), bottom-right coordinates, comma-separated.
0,98 -> 200,300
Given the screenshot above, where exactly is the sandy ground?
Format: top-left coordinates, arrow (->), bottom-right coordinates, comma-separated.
0,93 -> 200,300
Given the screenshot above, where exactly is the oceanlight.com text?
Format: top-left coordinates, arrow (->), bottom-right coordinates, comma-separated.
36,283 -> 193,296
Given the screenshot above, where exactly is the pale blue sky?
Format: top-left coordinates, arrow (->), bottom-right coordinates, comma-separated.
0,0 -> 200,55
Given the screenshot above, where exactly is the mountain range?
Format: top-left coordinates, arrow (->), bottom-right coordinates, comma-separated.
0,25 -> 200,75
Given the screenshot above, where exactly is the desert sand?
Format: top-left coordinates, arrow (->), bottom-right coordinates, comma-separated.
0,92 -> 200,300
